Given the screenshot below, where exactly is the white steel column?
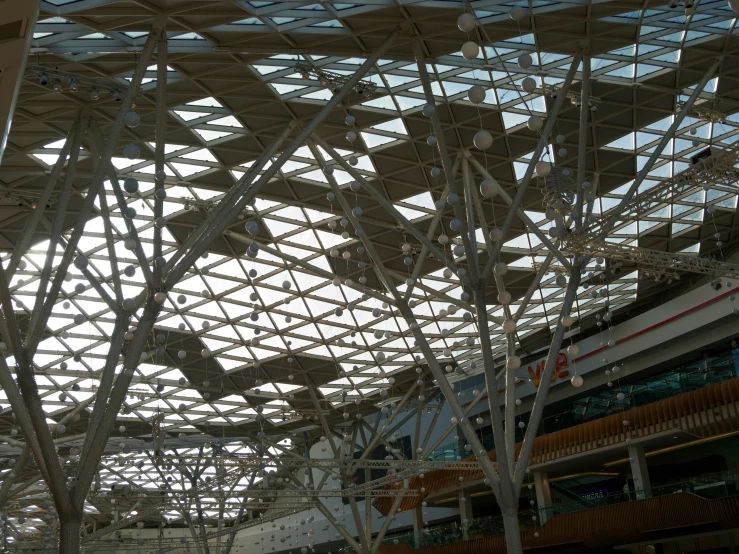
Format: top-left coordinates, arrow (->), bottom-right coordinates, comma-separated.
457,489 -> 473,540
628,445 -> 652,499
412,504 -> 423,548
533,471 -> 552,524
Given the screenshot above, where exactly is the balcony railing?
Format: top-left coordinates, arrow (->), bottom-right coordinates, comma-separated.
427,348 -> 739,463
373,470 -> 739,550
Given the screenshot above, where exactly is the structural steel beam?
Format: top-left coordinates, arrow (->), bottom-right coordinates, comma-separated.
481,51 -> 583,281
593,60 -> 720,243
165,27 -> 400,287
0,0 -> 40,164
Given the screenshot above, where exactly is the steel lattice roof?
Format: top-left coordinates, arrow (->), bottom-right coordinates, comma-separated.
0,0 -> 738,537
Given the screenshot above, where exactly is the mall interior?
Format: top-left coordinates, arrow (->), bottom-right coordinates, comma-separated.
0,0 -> 739,553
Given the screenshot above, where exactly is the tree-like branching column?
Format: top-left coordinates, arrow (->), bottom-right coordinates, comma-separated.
0,9 -> 724,553
0,23 -> 401,554
306,37 -> 720,552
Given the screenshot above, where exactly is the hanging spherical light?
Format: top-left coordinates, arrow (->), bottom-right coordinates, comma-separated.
345,115 -> 356,126
535,161 -> 551,177
479,178 -> 499,198
468,85 -> 486,104
521,77 -> 537,93
509,5 -> 526,20
473,129 -> 493,150
123,111 -> 140,128
461,41 -> 480,60
527,115 -> 543,132
123,143 -> 140,159
493,261 -> 508,276
567,344 -> 580,356
570,375 -> 584,388
518,53 -> 533,69
561,315 -> 575,327
245,220 -> 259,235
457,12 -> 477,32
507,356 -> 521,370
498,291 -> 512,305
124,177 -> 139,193
502,319 -> 516,333
489,228 -> 503,242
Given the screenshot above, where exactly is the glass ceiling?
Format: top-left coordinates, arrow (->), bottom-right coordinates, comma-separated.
3,0 -> 739,540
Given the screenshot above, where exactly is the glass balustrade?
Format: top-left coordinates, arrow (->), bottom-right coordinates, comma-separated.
426,348 -> 739,463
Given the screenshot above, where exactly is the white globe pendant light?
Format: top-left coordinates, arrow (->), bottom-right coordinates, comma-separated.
521,77 -> 537,93
518,53 -> 533,69
461,41 -> 480,60
489,228 -> 503,242
123,143 -> 140,159
473,130 -> 493,150
457,13 -> 477,32
535,161 -> 551,177
123,111 -> 140,128
527,115 -> 543,132
468,85 -> 486,104
479,177 -> 499,198
509,5 -> 526,20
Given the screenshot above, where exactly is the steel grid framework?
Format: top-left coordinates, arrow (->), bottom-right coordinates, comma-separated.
0,1 -> 736,553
